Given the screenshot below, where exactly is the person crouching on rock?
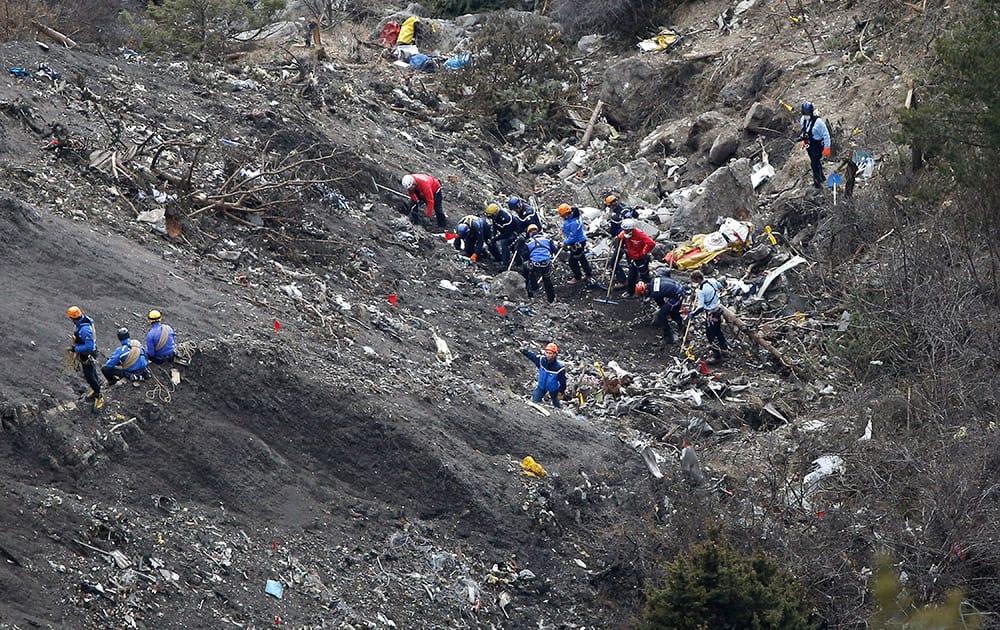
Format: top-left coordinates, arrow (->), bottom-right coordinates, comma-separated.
145,309 -> 176,364
521,342 -> 567,408
102,328 -> 149,385
454,215 -> 493,262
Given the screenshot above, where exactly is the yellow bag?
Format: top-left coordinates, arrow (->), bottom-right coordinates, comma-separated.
520,456 -> 547,478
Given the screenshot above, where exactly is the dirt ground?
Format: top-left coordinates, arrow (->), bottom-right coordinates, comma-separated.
0,0 -> 959,627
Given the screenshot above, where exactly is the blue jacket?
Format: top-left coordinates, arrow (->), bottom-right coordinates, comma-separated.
522,349 -> 567,394
491,208 -> 521,240
146,322 -> 177,360
560,209 -> 587,246
800,115 -> 831,149
73,315 -> 97,354
104,338 -> 149,374
525,234 -> 557,263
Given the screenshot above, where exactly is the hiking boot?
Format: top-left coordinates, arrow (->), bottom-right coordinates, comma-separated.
84,389 -> 98,401
93,396 -> 104,410
567,277 -> 579,286
613,282 -> 627,290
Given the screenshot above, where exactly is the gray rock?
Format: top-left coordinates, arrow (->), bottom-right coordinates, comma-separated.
492,271 -> 525,298
669,159 -> 755,235
708,128 -> 739,165
600,57 -> 706,131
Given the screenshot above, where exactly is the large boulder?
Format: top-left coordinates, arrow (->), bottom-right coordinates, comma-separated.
668,159 -> 756,235
708,127 -> 740,165
718,57 -> 781,108
743,102 -> 792,137
599,57 -> 706,131
581,158 -> 661,207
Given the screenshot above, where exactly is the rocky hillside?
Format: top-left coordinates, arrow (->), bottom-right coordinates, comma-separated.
0,0 -> 978,628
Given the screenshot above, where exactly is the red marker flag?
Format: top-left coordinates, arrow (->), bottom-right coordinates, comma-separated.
444,231 -> 457,241
698,360 -> 710,375
495,305 -> 507,318
273,319 -> 282,332
388,294 -> 398,306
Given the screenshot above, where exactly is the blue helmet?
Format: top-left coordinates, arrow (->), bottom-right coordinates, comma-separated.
456,223 -> 470,238
507,196 -> 521,210
801,101 -> 814,116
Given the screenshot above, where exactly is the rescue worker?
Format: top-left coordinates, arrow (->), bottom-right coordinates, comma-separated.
454,215 -> 493,262
145,309 -> 176,364
618,218 -> 656,295
635,269 -> 686,343
67,305 -> 103,408
402,173 -> 447,228
520,224 -> 558,303
558,203 -> 593,286
521,342 -> 567,408
508,196 -> 541,233
102,328 -> 150,385
605,195 -> 637,286
686,270 -> 728,360
799,101 -> 831,189
486,202 -> 521,269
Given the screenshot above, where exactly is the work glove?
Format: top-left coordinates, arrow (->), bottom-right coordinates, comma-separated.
470,253 -> 478,262
823,146 -> 831,157
801,140 -> 807,148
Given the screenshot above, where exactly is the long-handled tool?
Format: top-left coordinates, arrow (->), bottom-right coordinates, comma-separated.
594,239 -> 623,305
372,176 -> 409,199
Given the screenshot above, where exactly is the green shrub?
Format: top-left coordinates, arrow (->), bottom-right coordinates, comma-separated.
128,0 -> 286,60
637,534 -> 812,630
440,11 -> 574,134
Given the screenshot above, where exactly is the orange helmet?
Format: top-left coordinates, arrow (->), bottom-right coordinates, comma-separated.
526,224 -> 539,234
67,306 -> 82,319
605,195 -> 618,206
544,342 -> 558,354
557,203 -> 572,217
635,281 -> 647,295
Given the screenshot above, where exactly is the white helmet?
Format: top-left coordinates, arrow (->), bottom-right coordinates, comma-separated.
401,175 -> 416,189
621,218 -> 636,232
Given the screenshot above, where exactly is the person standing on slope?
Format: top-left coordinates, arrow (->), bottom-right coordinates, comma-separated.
521,342 -> 567,408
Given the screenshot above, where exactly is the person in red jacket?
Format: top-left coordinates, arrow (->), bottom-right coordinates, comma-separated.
402,173 -> 447,228
617,218 -> 655,295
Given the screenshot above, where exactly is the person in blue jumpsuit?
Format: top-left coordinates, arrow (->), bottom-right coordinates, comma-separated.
508,196 -> 542,233
521,342 -> 567,408
486,203 -> 521,268
102,328 -> 150,385
454,215 -> 494,262
635,269 -> 686,343
145,309 -> 176,364
519,224 -> 558,303
67,305 -> 103,407
557,203 -> 593,286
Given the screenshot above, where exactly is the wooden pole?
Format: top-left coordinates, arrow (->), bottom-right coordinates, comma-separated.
580,100 -> 604,149
31,20 -> 77,48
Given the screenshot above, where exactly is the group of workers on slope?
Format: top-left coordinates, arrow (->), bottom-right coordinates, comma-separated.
450,193 -> 661,306
67,306 -> 177,409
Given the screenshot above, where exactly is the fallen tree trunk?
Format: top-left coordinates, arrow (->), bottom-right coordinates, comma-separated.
31,21 -> 77,48
721,306 -> 808,379
580,99 -> 604,149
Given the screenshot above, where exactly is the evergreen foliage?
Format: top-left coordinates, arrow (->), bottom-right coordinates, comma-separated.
637,535 -> 812,630
129,0 -> 285,59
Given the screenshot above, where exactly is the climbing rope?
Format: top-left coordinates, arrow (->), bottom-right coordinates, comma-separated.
173,341 -> 197,366
145,368 -> 175,403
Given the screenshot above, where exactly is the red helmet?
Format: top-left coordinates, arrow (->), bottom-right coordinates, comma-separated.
544,342 -> 558,354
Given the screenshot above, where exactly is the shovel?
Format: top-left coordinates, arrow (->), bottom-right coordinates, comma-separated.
594,238 -> 623,305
